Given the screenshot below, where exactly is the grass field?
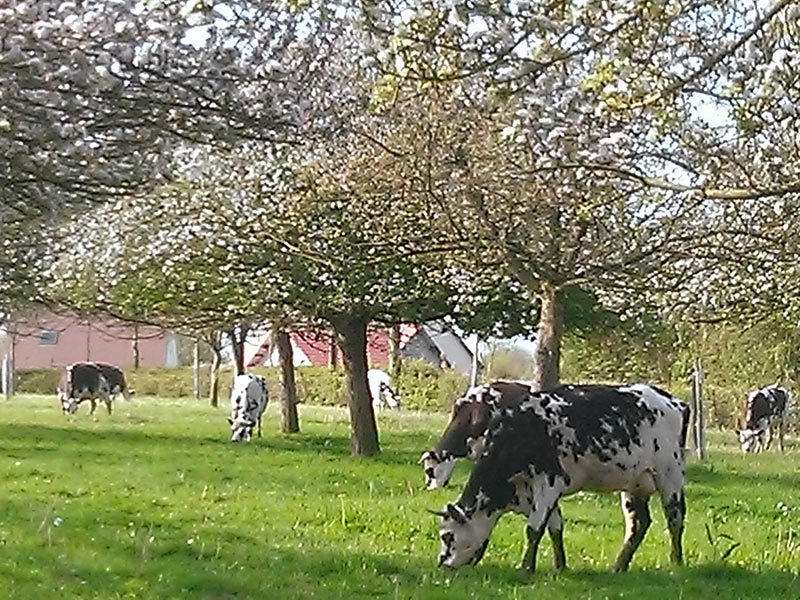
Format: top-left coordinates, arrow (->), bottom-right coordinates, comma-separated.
1,395 -> 799,599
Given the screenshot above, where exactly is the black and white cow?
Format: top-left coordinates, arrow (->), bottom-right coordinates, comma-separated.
228,374 -> 269,442
432,384 -> 690,573
738,384 -> 790,453
58,362 -> 131,415
421,381 -> 533,489
368,368 -> 401,410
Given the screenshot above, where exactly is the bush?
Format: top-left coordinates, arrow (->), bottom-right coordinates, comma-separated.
15,368 -> 62,394
395,359 -> 470,412
483,347 -> 534,381
15,361 -> 468,413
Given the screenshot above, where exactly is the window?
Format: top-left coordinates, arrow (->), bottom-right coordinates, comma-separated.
38,330 -> 59,345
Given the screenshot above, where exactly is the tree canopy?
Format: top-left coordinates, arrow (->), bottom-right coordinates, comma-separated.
6,0 -> 800,454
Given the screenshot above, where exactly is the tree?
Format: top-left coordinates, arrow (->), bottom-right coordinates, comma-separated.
0,0 -> 356,313
273,327 -> 299,434
354,0 -> 800,388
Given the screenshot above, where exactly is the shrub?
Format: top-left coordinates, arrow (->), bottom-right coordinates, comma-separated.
15,362 -> 468,413
395,359 -> 470,412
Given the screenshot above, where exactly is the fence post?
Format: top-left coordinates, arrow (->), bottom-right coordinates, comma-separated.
2,353 -> 9,399
2,337 -> 15,399
193,339 -> 201,400
692,358 -> 706,460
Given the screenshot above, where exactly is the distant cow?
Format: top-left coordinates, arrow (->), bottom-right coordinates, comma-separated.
432,384 -> 690,573
738,384 -> 790,453
58,362 -> 131,415
421,381 -> 532,489
228,374 -> 269,442
368,369 -> 400,410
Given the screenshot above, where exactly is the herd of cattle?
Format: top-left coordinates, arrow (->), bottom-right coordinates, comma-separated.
55,362 -> 791,572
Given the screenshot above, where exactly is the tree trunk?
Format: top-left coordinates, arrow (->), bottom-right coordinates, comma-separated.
532,283 -> 565,391
330,315 -> 380,456
329,334 -> 338,370
388,324 -> 401,379
132,324 -> 140,369
276,329 -> 299,433
209,342 -> 221,408
231,326 -> 246,376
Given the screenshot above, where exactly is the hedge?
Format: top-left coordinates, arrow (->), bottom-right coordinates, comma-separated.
18,362 -> 796,432
15,359 -> 470,413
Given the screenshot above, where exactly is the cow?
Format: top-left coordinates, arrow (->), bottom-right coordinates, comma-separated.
368,368 -> 401,410
738,384 -> 790,453
421,381 -> 533,490
228,374 -> 269,442
431,383 -> 690,574
58,362 -> 131,415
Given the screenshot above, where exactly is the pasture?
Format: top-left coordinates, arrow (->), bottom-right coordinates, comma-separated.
1,395 -> 798,599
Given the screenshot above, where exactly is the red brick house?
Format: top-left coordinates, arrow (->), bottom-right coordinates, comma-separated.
246,322 -> 479,376
3,311 -> 178,369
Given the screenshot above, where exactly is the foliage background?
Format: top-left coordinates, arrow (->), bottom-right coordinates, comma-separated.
19,317 -> 800,431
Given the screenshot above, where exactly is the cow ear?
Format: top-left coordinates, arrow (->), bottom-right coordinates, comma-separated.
427,508 -> 448,518
446,503 -> 467,524
227,418 -> 233,425
419,451 -> 435,464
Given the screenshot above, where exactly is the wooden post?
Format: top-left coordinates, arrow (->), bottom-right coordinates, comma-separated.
692,358 -> 706,460
2,353 -> 10,399
193,338 -> 201,400
2,335 -> 15,399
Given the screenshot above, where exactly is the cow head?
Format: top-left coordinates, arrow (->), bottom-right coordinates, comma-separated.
228,417 -> 255,442
58,391 -> 78,415
737,428 -> 763,453
430,503 -> 493,568
420,450 -> 457,489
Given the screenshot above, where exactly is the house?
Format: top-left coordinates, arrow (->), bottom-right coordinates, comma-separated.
245,321 -> 481,376
2,310 -> 179,369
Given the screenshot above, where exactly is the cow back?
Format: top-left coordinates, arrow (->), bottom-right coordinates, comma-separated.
435,381 -> 534,458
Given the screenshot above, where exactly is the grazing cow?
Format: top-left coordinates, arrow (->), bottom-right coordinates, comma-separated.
432,384 -> 690,573
738,384 -> 790,453
228,374 -> 269,442
368,368 -> 401,410
421,381 -> 533,489
58,362 -> 130,415
95,363 -> 133,401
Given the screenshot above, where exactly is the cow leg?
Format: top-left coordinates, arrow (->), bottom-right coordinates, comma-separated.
105,399 -> 112,415
764,426 -> 773,451
659,487 -> 686,565
519,504 -> 565,572
521,484 -> 562,573
88,399 -> 97,415
613,492 -> 651,572
778,420 -> 785,453
257,415 -> 263,438
547,504 -> 567,571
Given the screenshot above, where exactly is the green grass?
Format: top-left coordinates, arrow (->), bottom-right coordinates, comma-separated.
1,395 -> 799,599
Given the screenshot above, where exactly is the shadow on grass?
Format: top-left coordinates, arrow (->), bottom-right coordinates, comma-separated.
0,422 -> 430,469
688,461 -> 800,494
7,536 -> 798,600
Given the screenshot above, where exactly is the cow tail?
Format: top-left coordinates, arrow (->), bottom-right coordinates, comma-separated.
679,403 -> 691,450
